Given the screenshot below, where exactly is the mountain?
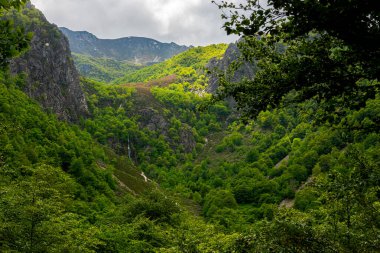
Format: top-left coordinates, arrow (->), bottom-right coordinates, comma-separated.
8,4 -> 88,121
60,27 -> 189,65
1,1 -> 379,252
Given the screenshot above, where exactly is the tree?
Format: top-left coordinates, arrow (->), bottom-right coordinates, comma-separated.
0,0 -> 31,69
214,0 -> 379,49
319,146 -> 380,252
249,209 -> 334,252
203,189 -> 238,217
0,165 -> 103,252
212,0 -> 380,120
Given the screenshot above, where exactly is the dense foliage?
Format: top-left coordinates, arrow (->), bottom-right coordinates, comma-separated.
213,0 -> 380,119
0,67 -> 241,252
1,1 -> 379,252
80,44 -> 232,189
79,37 -> 380,251
0,0 -> 31,69
73,53 -> 142,83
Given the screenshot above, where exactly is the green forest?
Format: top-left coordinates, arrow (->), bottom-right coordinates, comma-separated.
0,0 -> 379,252
72,53 -> 142,83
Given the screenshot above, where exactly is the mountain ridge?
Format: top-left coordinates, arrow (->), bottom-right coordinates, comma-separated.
60,27 -> 190,65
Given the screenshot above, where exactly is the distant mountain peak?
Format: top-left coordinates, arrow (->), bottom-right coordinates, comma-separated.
59,27 -> 189,65
59,27 -> 97,41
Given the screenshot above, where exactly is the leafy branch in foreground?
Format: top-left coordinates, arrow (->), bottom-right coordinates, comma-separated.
212,0 -> 380,120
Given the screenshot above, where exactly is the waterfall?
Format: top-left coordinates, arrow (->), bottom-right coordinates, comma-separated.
128,136 -> 131,159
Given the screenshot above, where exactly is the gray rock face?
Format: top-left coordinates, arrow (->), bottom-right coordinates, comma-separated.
136,108 -> 196,153
207,42 -> 257,94
138,108 -> 169,133
179,124 -> 196,153
60,27 -> 189,65
10,5 -> 88,121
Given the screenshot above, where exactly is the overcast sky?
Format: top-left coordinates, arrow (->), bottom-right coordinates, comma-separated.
31,0 -> 240,46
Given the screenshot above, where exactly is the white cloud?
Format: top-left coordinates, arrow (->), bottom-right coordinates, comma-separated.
31,0 -> 239,46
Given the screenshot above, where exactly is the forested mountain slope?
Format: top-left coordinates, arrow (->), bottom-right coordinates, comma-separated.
0,71 -> 240,252
72,53 -> 142,83
0,3 -> 239,252
80,30 -> 380,251
80,43 -> 233,190
113,44 -> 228,84
0,4 -> 236,250
0,0 -> 379,252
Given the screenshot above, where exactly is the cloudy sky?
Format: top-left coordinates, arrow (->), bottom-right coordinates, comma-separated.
31,0 -> 240,46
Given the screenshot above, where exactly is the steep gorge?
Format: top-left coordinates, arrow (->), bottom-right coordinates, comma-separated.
0,1 -> 379,252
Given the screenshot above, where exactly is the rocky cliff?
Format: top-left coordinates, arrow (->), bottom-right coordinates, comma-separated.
9,4 -> 88,121
60,27 -> 189,65
207,42 -> 257,93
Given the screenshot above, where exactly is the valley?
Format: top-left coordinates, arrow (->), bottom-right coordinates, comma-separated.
0,1 -> 379,252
